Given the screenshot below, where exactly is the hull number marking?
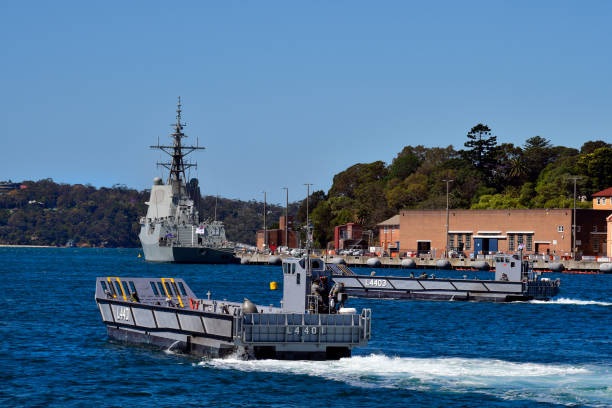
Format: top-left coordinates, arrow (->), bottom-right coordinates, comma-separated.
365,279 -> 388,287
286,326 -> 320,335
117,306 -> 130,321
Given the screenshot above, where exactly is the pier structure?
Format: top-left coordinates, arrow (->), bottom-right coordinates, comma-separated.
236,252 -> 610,273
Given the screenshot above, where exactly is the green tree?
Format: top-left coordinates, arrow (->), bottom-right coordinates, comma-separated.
387,149 -> 421,180
580,140 -> 611,155
328,161 -> 388,199
523,136 -> 555,181
577,147 -> 612,193
463,124 -> 498,172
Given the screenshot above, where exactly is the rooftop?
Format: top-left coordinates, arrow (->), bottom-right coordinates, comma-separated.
377,215 -> 400,226
593,187 -> 612,197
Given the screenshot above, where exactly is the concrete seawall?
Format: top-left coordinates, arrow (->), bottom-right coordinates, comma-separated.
236,253 -> 608,273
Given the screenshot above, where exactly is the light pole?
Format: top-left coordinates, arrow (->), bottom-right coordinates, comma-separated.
262,191 -> 267,250
282,187 -> 288,248
568,176 -> 581,259
442,179 -> 453,258
304,183 -> 312,250
304,184 -> 312,226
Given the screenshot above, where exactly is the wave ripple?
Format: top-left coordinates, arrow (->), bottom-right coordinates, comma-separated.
199,354 -> 611,407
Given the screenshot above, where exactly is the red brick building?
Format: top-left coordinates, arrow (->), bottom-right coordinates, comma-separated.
391,208 -> 611,257
256,216 -> 297,250
334,223 -> 364,251
377,215 -> 400,253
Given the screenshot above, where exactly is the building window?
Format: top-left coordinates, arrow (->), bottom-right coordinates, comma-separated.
597,198 -> 601,205
384,226 -> 389,233
593,236 -> 600,253
508,234 -> 515,251
593,225 -> 598,232
576,225 -> 581,233
465,234 -> 471,250
558,226 -> 564,232
517,235 -> 524,246
457,234 -> 463,249
604,198 -> 607,205
449,234 -> 454,249
526,234 -> 533,251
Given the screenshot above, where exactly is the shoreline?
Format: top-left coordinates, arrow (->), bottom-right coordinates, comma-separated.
0,244 -> 57,248
0,245 -> 136,248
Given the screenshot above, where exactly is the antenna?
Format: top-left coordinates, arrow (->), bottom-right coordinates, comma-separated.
214,194 -> 218,221
150,97 -> 205,186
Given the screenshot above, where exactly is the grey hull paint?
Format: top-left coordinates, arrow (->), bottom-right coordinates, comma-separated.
107,326 -> 236,358
106,326 -> 347,360
334,288 -> 532,302
140,234 -> 236,264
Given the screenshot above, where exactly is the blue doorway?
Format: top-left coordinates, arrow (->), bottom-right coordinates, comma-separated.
473,238 -> 498,255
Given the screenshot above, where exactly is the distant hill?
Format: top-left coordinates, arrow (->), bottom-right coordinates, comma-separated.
0,179 -> 296,247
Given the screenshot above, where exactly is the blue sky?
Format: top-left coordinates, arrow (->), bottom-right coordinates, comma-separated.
1,1 -> 610,204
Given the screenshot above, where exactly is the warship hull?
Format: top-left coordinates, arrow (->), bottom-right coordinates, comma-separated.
140,228 -> 237,264
141,242 -> 236,263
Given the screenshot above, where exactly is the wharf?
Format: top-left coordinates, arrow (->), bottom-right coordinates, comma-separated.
237,253 -> 610,274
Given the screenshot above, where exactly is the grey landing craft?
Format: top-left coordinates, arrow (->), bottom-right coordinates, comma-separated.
327,254 -> 560,302
95,257 -> 372,360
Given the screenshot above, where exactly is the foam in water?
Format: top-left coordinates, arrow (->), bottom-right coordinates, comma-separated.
529,297 -> 612,306
164,340 -> 181,355
198,354 -> 612,407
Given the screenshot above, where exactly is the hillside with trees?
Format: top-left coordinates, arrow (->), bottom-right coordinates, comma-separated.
304,127 -> 612,247
1,127 -> 610,248
0,179 -> 293,247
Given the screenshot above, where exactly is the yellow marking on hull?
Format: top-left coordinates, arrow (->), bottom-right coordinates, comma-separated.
160,278 -> 171,299
107,277 -> 127,301
170,278 -> 184,308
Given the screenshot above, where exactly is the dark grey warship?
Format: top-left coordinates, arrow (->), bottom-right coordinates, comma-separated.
139,98 -> 236,263
95,254 -> 372,360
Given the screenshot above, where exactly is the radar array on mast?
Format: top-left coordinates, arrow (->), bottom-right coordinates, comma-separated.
150,96 -> 205,184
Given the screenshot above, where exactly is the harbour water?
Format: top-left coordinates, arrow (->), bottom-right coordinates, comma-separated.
0,248 -> 610,407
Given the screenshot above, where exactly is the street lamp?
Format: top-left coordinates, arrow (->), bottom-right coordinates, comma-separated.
442,179 -> 453,258
568,176 -> 581,259
262,191 -> 267,250
282,187 -> 288,248
304,183 -> 312,227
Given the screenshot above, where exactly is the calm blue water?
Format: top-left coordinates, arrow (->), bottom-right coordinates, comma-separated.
0,248 -> 610,407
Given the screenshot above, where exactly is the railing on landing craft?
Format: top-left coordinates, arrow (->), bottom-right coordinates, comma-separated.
236,310 -> 371,345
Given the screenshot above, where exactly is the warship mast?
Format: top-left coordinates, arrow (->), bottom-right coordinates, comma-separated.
150,97 -> 205,193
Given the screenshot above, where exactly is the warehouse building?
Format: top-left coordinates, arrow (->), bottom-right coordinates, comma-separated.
378,208 -> 611,258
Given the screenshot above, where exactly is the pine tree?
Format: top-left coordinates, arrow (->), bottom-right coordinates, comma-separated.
464,124 -> 497,171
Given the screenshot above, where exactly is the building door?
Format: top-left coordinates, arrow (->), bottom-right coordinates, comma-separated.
535,243 -> 550,255
489,239 -> 498,253
417,241 -> 431,255
474,238 -> 483,254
